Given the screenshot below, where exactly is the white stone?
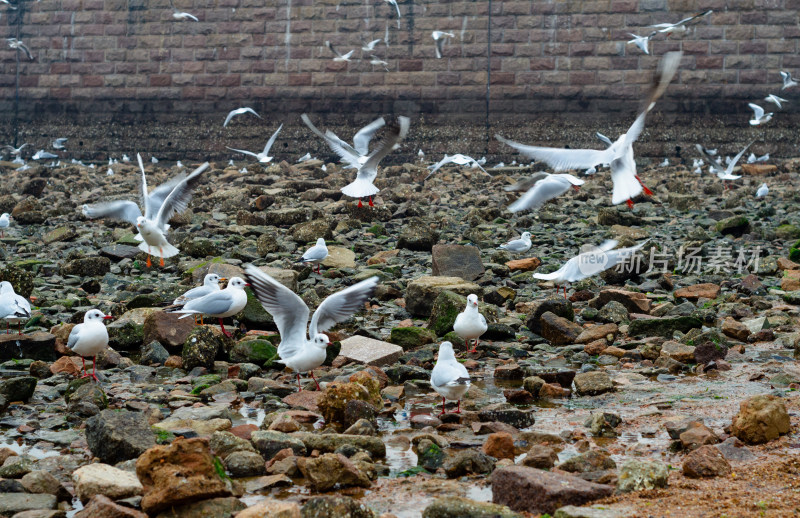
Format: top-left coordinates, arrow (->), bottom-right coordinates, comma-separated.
322,246 -> 356,269
72,463 -> 143,503
339,335 -> 403,366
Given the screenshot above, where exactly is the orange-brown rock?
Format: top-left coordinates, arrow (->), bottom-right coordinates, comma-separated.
674,283 -> 720,300
741,163 -> 777,175
781,270 -> 800,291
482,432 -> 515,460
575,323 -> 618,344
50,356 -> 82,376
778,257 -> 800,271
505,257 -> 542,272
367,249 -> 399,265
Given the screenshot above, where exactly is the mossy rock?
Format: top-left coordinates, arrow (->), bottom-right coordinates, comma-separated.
0,265 -> 34,297
427,290 -> 496,337
628,316 -> 703,337
390,327 -> 436,350
776,224 -> 800,240
715,216 -> 750,237
229,339 -> 278,365
318,380 -> 381,426
237,290 -> 274,328
181,238 -> 221,258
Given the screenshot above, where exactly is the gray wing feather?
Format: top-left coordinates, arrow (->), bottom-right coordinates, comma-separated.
353,117 -> 386,156
309,276 -> 379,337
67,324 -> 81,349
82,201 -> 142,225
180,290 -> 233,315
155,162 -> 210,228
263,124 -> 283,155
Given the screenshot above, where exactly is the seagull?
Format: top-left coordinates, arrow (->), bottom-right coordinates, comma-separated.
431,341 -> 470,415
0,0 -> 18,9
496,51 -> 682,209
425,153 -> 487,180
297,152 -> 312,162
780,71 -> 798,90
755,153 -> 769,162
172,274 -> 224,307
384,0 -> 401,19
695,145 -> 725,174
715,141 -> 752,187
497,232 -> 532,253
369,55 -> 389,71
432,31 -> 454,58
173,277 -> 249,337
647,10 -> 712,35
244,265 -> 379,391
453,295 -> 487,353
764,94 -> 787,109
341,116 -> 410,207
122,154 -> 131,162
6,38 -> 33,60
362,38 -> 382,51
748,103 -> 772,126
504,172 -> 584,213
151,156 -> 158,164
627,32 -> 656,54
659,158 -> 669,167
172,8 -> 198,20
0,213 -> 9,237
595,132 -> 613,146
52,138 -> 67,150
0,281 -> 30,335
2,143 -> 27,158
325,41 -> 354,62
301,114 -> 386,169
226,124 -> 283,164
534,240 -> 650,299
417,149 -> 425,161
67,309 -> 113,381
32,150 -> 58,160
756,183 -> 769,198
223,107 -> 261,128
298,238 -> 328,275
82,153 -> 209,267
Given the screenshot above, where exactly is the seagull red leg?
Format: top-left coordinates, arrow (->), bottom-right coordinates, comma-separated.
438,396 -> 446,416
368,196 -> 374,207
159,248 -> 165,267
626,199 -> 634,209
310,371 -> 320,390
81,357 -> 88,378
296,373 -> 302,391
91,356 -> 99,382
219,318 -> 231,338
358,199 -> 363,208
455,400 -> 461,414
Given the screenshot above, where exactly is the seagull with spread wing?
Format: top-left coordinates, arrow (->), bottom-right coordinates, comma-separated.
226,124 -> 283,163
425,153 -> 487,180
647,10 -> 712,35
301,114 -> 386,169
82,153 -> 209,267
504,172 -> 584,213
496,51 -> 682,209
325,41 -> 354,62
223,107 -> 261,128
6,38 -> 33,60
245,265 -> 379,391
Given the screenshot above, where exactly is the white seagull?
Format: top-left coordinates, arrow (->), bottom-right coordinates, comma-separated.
325,41 -> 354,62
226,124 -> 283,163
431,341 -> 471,415
32,150 -> 58,160
496,51 -> 682,209
780,71 -> 798,91
298,238 -> 329,274
301,113 -> 386,169
223,107 -> 261,128
82,153 -> 209,267
764,94 -> 787,109
715,141 -> 752,187
432,31 -> 454,59
748,103 -> 773,126
52,138 -> 67,150
756,183 -> 769,198
384,0 -> 401,19
0,213 -> 9,237
172,9 -> 198,20
627,32 -> 656,54
425,153 -> 487,180
172,274 -> 223,306
244,265 -> 379,391
369,55 -> 390,71
0,281 -> 31,335
504,172 -> 584,213
2,143 -> 27,158
67,309 -> 113,381
6,38 -> 33,60
362,38 -> 382,51
533,240 -> 650,299
173,277 -> 250,337
647,10 -> 712,35
453,295 -> 488,353
497,231 -> 532,253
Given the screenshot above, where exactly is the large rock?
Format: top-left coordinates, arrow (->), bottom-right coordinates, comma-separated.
674,283 -> 720,300
660,341 -> 696,364
422,497 -> 523,518
107,308 -> 155,351
236,498 -> 300,518
616,459 -> 669,493
74,494 -> 148,518
135,437 -> 231,515
300,495 -> 376,518
444,449 -> 495,478
85,409 -> 156,464
715,215 -> 750,237
142,311 -> 195,350
397,218 -> 440,251
492,466 -> 614,515
152,496 -> 246,518
431,244 -> 485,281
682,445 -> 731,478
292,432 -> 386,458
389,327 -> 436,350
297,453 -> 371,491
730,395 -> 790,444
428,290 -> 484,337
575,324 -> 618,345
573,372 -> 614,396
72,463 -> 143,503
540,312 -> 582,345
591,289 -> 651,314
0,376 -> 36,402
20,470 -> 70,501
627,316 -> 702,337
0,332 -> 56,361
318,377 -> 382,426
339,335 -> 403,366
251,430 -> 307,460
524,298 -> 574,334
182,326 -> 226,370
406,276 -> 483,317
0,493 -> 57,516
478,404 -> 535,429
60,256 -> 111,277
0,265 -> 34,297
229,339 -> 277,365
558,450 -> 616,473
321,246 -> 357,269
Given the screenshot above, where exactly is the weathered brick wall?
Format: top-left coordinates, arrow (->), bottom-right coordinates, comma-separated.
0,0 -> 798,159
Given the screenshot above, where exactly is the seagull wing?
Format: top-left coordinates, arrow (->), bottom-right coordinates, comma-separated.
154,162 -> 210,229
178,290 -> 235,316
309,276 -> 379,337
504,172 -> 551,192
508,176 -> 571,213
748,103 -> 764,119
431,359 -> 469,388
82,201 -> 142,225
353,117 -> 386,156
300,244 -> 327,263
226,147 -> 259,159
496,134 -> 613,171
301,114 -> 361,167
244,265 -> 310,359
263,124 -> 283,155
66,323 -> 83,350
137,153 -> 151,219
357,116 -> 409,179
596,132 -> 613,146
725,141 -> 753,175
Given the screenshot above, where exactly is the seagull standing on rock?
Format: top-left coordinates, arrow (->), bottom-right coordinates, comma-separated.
497,232 -> 532,254
0,213 -> 10,237
244,265 -> 379,391
173,277 -> 250,337
67,309 -> 113,381
431,341 -> 471,415
168,274 -> 224,324
756,183 -> 769,198
298,238 -> 328,274
0,281 -> 31,335
453,294 -> 487,353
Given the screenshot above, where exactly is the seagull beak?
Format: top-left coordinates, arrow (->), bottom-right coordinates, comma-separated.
219,278 -> 228,282
244,283 -> 251,287
103,315 -> 113,320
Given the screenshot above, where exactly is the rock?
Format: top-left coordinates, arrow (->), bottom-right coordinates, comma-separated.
181,327 -> 225,371
592,289 -> 650,314
491,466 -> 614,515
597,207 -> 641,226
416,439 -> 446,471
20,471 -> 70,501
85,409 -> 156,464
682,445 -> 732,478
715,437 -> 756,462
0,376 -> 36,402
318,376 -> 382,426
107,308 -> 154,351
397,219 -> 439,251
679,422 -> 719,450
444,449 -> 495,478
427,290 -> 494,337
674,283 -> 720,300
730,394 -> 791,444
300,495 -> 376,518
0,332 -> 57,362
596,301 -> 629,324
495,363 -> 524,380
741,163 -> 777,175
431,244 -> 485,281
715,215 -> 750,237
60,256 -> 111,277
558,450 -> 616,473
505,257 -> 542,272
290,218 -> 334,243
575,324 -> 618,345
405,276 -> 483,317
0,494 -> 57,516
660,341 -> 696,363
297,453 -> 371,491
540,312 -> 582,345
0,455 -> 32,478
693,340 -> 728,364
66,381 -> 108,415
321,246 -> 356,269
236,498 -> 300,518
554,505 -> 637,518
251,430 -> 307,459
389,327 -> 436,350
74,494 -> 148,517
292,432 -> 386,458
142,312 -> 195,350
721,318 -> 749,341
523,376 -> 545,396
100,244 -> 142,260
339,335 -> 403,366
422,496 -> 523,518
573,372 -> 614,396
616,459 -> 669,493
478,404 -> 535,429
522,445 -> 559,469
482,432 -> 515,460
367,249 -> 399,265
154,496 -> 246,518
627,316 -> 702,337
135,437 -> 231,515
224,450 -> 267,477
524,298 -> 574,334
0,265 -> 34,297
11,197 -> 47,224
229,339 -> 277,365
140,341 -> 170,366
209,431 -> 256,459
262,207 -> 311,226
585,412 -> 621,438
72,463 -> 143,503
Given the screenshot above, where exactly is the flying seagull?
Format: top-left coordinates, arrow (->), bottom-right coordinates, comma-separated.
325,41 -> 354,62
764,94 -> 787,109
52,138 -> 67,150
223,107 -> 261,128
748,103 -> 772,125
504,172 -> 584,213
780,71 -> 797,90
226,124 -> 283,163
647,10 -> 712,35
425,153 -> 487,180
627,32 -> 657,54
301,114 -> 386,169
6,38 -> 33,60
362,38 -> 382,51
432,31 -> 454,59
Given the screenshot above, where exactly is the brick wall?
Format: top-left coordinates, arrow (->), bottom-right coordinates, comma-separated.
0,0 -> 798,159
